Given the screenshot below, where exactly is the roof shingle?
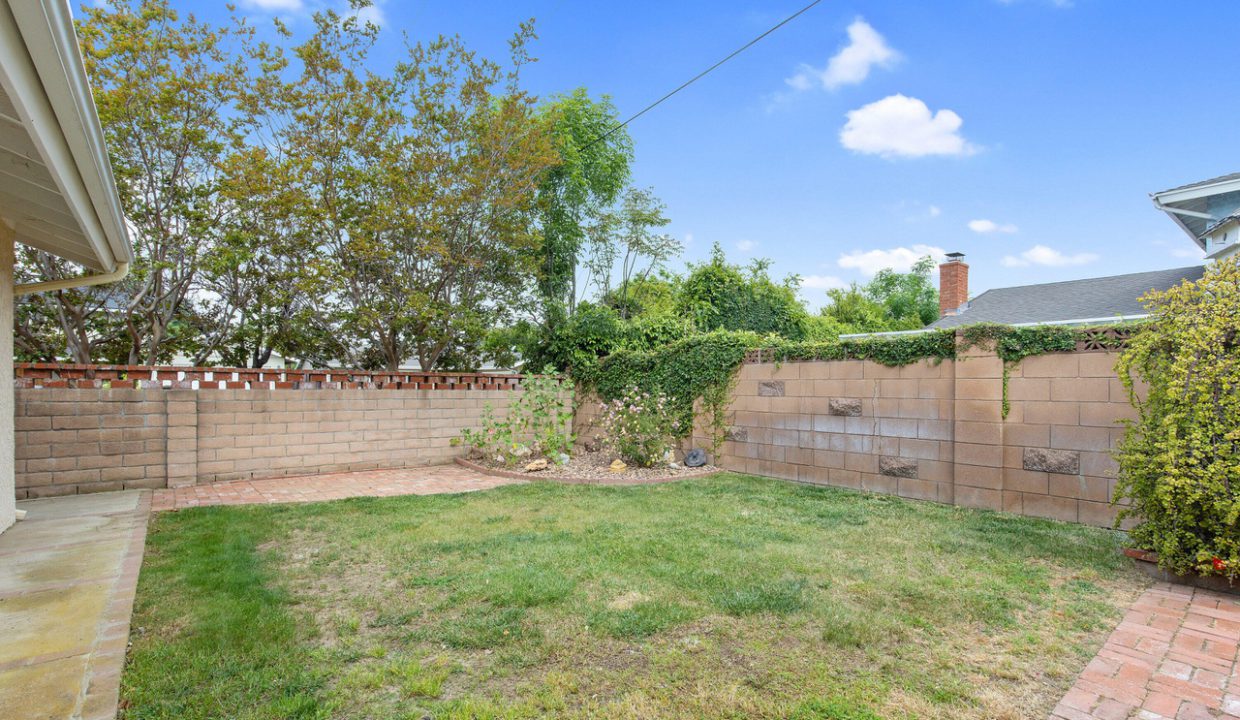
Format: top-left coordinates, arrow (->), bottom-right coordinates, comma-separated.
929,266 -> 1206,329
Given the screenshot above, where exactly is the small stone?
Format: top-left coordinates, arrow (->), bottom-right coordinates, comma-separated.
668,462 -> 682,470
609,459 -> 627,473
525,459 -> 548,472
556,453 -> 571,466
684,448 -> 707,467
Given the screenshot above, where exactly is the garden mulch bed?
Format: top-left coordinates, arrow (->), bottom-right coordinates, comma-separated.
455,450 -> 722,486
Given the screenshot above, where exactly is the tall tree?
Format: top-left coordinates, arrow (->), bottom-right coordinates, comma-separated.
583,187 -> 681,319
281,12 -> 557,370
77,0 -> 251,364
534,90 -> 633,319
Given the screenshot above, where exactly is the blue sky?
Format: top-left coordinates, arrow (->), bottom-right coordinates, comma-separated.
174,0 -> 1235,307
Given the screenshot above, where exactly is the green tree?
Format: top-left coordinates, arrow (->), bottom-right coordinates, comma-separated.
821,255 -> 939,334
1115,257 -> 1240,578
865,256 -> 940,327
280,11 -> 557,370
77,0 -> 252,364
535,90 -> 633,318
583,187 -> 682,319
678,243 -> 808,338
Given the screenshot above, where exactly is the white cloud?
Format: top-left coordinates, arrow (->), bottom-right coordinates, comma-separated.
928,205 -> 942,218
786,18 -> 899,92
350,1 -> 386,26
239,0 -> 304,10
968,219 -> 1018,234
840,94 -> 978,158
838,244 -> 945,276
735,239 -> 757,253
800,274 -> 848,290
1001,244 -> 1098,267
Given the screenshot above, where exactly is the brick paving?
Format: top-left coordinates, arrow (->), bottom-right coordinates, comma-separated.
151,465 -> 523,511
1050,582 -> 1240,720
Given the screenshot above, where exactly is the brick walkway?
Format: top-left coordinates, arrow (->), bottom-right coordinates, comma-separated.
1050,582 -> 1240,720
151,465 -> 523,511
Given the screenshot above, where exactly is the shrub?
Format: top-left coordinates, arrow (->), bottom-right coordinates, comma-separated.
598,388 -> 682,467
1114,258 -> 1240,578
459,370 -> 574,466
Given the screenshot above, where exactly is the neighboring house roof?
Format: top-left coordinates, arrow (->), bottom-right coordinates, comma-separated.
928,266 -> 1206,329
1202,212 -> 1240,238
0,0 -> 131,271
1154,172 -> 1240,196
1150,172 -> 1240,249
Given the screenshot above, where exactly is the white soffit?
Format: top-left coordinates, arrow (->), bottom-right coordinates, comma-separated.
0,0 -> 131,271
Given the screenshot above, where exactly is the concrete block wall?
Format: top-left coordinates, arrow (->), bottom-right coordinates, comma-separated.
575,346 -> 1134,528
15,387 -> 517,499
693,358 -> 957,506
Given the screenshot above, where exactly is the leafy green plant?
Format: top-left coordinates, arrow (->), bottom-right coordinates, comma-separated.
599,388 -> 682,467
1113,258 -> 1240,579
459,369 -> 574,466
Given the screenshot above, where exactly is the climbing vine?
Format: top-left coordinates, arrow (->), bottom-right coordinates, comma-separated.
960,323 -> 1136,417
576,322 -> 1141,451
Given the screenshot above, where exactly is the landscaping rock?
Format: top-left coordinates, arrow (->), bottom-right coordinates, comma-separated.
684,448 -> 707,467
609,459 -> 627,473
525,459 -> 549,472
555,453 -> 571,466
1023,448 -> 1079,475
879,456 -> 918,478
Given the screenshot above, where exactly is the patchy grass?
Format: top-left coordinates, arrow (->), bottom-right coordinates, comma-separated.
121,474 -> 1145,719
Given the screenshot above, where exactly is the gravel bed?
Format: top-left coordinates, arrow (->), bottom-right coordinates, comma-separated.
465,449 -> 720,483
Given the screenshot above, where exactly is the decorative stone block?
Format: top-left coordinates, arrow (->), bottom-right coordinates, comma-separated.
725,427 -> 748,442
758,380 -> 785,397
879,456 -> 918,479
828,397 -> 862,417
1023,447 -> 1080,475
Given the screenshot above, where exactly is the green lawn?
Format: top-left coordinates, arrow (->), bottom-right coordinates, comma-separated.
121,474 -> 1145,720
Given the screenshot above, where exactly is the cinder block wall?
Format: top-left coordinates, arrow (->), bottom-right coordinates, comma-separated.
574,347 -> 1134,527
15,387 -> 515,499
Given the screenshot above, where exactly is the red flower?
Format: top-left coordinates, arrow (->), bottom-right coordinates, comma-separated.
1213,557 -> 1227,572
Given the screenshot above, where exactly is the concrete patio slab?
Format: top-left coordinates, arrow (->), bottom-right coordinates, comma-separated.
0,491 -> 150,720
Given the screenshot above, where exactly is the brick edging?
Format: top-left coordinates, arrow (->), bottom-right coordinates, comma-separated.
453,457 -> 723,486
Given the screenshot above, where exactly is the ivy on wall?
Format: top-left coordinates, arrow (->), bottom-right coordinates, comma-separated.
575,323 -> 1140,451
960,323 -> 1135,417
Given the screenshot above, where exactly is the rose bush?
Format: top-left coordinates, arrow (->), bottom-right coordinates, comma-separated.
598,388 -> 682,467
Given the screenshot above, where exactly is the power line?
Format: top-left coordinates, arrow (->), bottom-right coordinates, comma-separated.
584,0 -> 824,149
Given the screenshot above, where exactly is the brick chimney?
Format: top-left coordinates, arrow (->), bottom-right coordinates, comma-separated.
938,252 -> 968,317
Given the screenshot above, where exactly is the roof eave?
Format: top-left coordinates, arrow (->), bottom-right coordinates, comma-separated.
0,0 -> 132,271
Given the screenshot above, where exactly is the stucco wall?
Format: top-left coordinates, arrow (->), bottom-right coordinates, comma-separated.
14,387 -> 517,498
575,346 -> 1134,527
0,237 -> 14,532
